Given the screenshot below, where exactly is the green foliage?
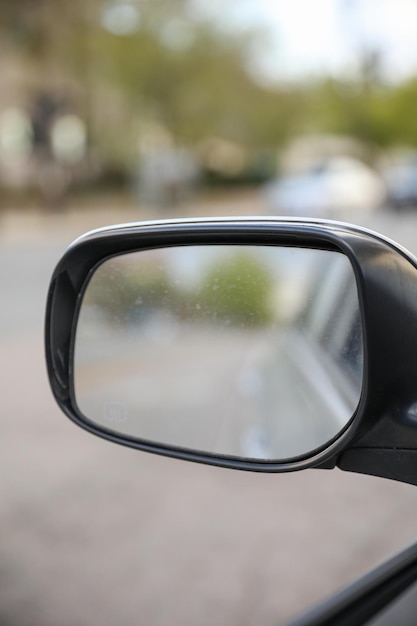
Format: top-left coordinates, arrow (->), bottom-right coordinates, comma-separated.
300,77 -> 417,151
93,16 -> 296,150
196,251 -> 275,327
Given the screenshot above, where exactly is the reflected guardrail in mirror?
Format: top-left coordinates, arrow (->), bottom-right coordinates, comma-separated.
73,245 -> 363,461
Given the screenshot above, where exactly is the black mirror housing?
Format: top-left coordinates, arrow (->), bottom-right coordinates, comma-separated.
45,217 -> 417,485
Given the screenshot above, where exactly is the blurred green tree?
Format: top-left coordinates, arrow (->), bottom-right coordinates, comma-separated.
196,251 -> 275,326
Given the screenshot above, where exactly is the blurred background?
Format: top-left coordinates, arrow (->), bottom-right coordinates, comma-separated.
3,0 -> 417,624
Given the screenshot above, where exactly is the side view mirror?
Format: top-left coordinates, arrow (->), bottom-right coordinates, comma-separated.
45,217 -> 417,486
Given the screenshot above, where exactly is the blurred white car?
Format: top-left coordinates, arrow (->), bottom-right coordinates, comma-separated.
264,156 -> 385,217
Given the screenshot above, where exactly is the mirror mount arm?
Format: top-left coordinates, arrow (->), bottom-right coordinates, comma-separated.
338,449 -> 417,487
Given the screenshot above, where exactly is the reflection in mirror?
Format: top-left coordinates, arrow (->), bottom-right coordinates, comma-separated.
73,245 -> 363,461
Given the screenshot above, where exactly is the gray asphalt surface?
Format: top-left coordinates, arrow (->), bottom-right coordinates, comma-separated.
2,198 -> 417,626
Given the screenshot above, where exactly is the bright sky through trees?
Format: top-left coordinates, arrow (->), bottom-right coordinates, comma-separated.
192,0 -> 417,83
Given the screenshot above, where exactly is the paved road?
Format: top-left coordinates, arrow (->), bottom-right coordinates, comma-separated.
2,201 -> 417,626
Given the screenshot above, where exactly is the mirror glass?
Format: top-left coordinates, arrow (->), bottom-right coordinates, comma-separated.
73,245 -> 363,461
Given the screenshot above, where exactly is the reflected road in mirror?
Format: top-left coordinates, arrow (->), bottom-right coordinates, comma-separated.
73,245 -> 363,461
